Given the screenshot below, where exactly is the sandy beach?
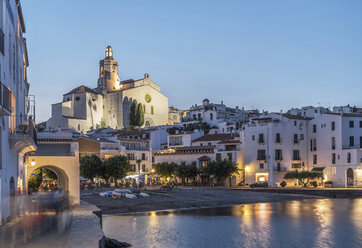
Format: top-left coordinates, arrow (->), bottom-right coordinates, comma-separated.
81,187 -> 321,214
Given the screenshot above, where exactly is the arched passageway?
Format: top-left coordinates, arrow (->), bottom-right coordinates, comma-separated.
26,156 -> 80,206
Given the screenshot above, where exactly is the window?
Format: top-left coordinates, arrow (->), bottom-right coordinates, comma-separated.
293,134 -> 299,144
331,121 -> 335,131
252,135 -> 255,141
259,163 -> 264,169
257,150 -> 266,160
275,149 -> 283,160
300,134 -> 304,141
142,153 -> 146,160
75,96 -> 80,101
332,153 -> 336,164
313,154 -> 317,165
310,139 -> 317,151
277,163 -> 281,171
200,143 -> 203,146
192,161 -> 197,166
349,136 -> 354,147
210,113 -> 213,120
293,150 -> 300,160
276,133 -> 281,143
294,121 -> 297,126
313,124 -> 317,133
208,142 -> 211,146
142,164 -> 146,172
216,153 -> 221,161
127,154 -> 135,160
360,136 -> 362,149
198,113 -> 202,120
292,163 -> 301,169
349,120 -> 354,128
152,156 -> 154,163
151,106 -> 154,114
227,153 -> 232,161
360,121 -> 362,128
331,137 -> 336,150
347,152 -> 351,163
258,133 -> 264,144
131,164 -> 136,172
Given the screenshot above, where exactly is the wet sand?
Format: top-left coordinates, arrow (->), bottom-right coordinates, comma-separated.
81,188 -> 321,214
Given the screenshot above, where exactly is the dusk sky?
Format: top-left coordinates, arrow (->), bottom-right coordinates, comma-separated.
21,0 -> 362,123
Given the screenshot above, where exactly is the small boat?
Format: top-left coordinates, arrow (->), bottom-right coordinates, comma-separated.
139,193 -> 150,198
114,188 -> 132,194
99,191 -> 113,197
112,191 -> 124,198
125,193 -> 137,199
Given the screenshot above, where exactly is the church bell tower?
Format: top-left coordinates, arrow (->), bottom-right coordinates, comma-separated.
97,46 -> 121,93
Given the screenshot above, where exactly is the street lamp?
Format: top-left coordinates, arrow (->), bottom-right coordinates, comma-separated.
31,159 -> 36,166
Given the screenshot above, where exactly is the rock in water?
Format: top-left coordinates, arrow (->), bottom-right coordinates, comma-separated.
99,236 -> 132,248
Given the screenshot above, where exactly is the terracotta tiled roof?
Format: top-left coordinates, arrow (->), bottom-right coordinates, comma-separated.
192,134 -> 232,142
63,85 -> 98,96
155,145 -> 215,156
37,138 -> 73,143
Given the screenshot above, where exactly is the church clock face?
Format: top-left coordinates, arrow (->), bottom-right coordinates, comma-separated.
145,94 -> 152,103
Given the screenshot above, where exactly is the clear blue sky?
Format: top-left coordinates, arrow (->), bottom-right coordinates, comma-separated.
21,0 -> 362,122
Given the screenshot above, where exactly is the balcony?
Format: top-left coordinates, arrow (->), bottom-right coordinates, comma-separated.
257,155 -> 266,161
292,157 -> 301,161
0,83 -> 13,116
275,156 -> 283,161
8,115 -> 37,154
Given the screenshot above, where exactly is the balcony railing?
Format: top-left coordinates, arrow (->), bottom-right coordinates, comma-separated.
257,155 -> 266,160
0,83 -> 12,114
9,115 -> 37,144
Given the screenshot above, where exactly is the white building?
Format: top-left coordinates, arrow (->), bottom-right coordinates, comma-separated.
47,46 -> 169,132
168,130 -> 204,147
241,108 -> 362,188
116,127 -> 168,176
307,112 -> 362,187
241,113 -> 310,186
0,0 -> 36,224
182,99 -> 252,131
155,133 -> 243,186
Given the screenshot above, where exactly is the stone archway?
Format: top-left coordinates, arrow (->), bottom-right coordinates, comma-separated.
26,155 -> 80,206
347,168 -> 354,187
28,166 -> 69,194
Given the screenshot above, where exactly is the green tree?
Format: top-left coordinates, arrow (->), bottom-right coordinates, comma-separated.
153,162 -> 177,178
284,170 -> 323,187
80,155 -> 103,182
201,159 -> 238,185
175,163 -> 198,185
103,155 -> 132,182
129,100 -> 138,127
28,169 -> 42,190
136,103 -> 145,127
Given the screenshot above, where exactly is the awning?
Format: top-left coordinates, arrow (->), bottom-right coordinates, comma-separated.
311,167 -> 325,172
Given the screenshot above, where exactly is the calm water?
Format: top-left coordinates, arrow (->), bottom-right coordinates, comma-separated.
102,199 -> 362,248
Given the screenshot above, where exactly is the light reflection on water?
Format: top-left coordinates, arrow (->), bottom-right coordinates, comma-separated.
103,199 -> 362,248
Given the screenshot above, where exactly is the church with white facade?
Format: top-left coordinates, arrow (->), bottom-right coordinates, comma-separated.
47,46 -> 169,132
